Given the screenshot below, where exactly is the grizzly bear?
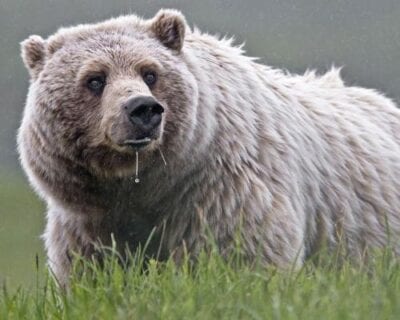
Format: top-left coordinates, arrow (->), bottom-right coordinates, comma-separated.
19,9 -> 400,285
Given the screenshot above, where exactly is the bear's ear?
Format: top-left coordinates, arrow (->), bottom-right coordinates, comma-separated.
150,9 -> 186,52
21,35 -> 46,79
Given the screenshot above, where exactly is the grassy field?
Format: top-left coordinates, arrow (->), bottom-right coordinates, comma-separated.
1,174 -> 400,319
1,247 -> 400,320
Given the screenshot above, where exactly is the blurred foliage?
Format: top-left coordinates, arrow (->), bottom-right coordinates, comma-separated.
0,172 -> 45,288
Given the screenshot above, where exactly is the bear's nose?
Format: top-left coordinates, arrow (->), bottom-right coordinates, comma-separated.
124,96 -> 164,131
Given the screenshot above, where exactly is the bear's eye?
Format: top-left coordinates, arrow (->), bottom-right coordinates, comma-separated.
142,71 -> 157,87
87,75 -> 106,95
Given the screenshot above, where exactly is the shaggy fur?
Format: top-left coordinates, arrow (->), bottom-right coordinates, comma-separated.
19,9 -> 400,285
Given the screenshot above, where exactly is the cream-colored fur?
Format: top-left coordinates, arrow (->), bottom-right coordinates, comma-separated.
18,9 -> 400,286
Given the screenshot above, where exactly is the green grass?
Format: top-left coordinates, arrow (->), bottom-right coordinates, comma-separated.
1,247 -> 400,320
1,173 -> 400,319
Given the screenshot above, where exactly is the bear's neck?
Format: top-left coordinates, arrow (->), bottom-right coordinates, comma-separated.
183,34 -> 282,173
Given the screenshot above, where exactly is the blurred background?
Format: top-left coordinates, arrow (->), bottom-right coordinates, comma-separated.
0,0 -> 399,288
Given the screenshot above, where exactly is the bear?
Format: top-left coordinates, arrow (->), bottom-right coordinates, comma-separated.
18,9 -> 400,286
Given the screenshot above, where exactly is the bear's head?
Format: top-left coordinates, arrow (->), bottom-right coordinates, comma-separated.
20,9 -> 199,178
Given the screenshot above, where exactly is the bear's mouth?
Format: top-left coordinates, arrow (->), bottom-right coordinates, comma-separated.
121,137 -> 152,149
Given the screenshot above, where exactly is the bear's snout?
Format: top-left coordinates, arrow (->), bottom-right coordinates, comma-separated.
116,95 -> 165,148
124,96 -> 164,132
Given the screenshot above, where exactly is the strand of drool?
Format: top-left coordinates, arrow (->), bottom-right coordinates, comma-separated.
135,151 -> 140,183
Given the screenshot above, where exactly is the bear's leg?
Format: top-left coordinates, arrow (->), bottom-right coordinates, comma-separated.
43,207 -> 95,287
